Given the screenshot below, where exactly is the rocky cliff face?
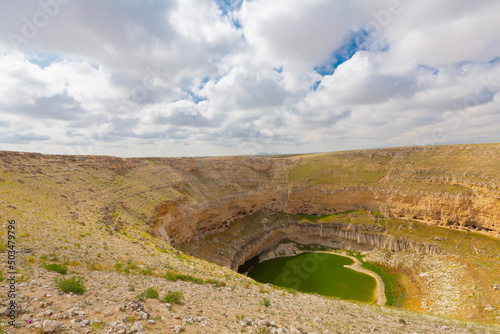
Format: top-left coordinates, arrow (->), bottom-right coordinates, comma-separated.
155,186 -> 500,247
151,145 -> 500,271
222,217 -> 446,270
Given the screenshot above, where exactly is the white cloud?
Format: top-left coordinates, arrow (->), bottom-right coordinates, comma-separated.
0,0 -> 499,156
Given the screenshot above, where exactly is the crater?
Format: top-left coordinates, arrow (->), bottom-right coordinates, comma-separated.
178,209 -> 445,272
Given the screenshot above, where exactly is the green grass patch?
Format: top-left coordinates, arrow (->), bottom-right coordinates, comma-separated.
260,297 -> 270,307
161,291 -> 184,304
164,271 -> 225,287
140,268 -> 154,276
42,263 -> 68,275
57,276 -> 86,294
165,271 -> 203,284
353,254 -> 405,307
137,287 -> 159,301
204,278 -> 226,287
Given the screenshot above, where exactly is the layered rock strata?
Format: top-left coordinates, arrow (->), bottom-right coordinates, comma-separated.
227,217 -> 445,270
155,186 -> 500,247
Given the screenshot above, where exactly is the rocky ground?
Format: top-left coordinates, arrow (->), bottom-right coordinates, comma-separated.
1,146 -> 500,333
2,265 -> 500,334
1,224 -> 499,334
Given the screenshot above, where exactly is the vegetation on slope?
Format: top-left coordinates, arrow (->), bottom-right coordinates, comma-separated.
0,144 -> 499,331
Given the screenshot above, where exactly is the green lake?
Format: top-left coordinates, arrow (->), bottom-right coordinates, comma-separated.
247,252 -> 377,303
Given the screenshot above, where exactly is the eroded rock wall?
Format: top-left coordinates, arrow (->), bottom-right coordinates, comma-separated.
154,186 -> 500,246
227,220 -> 445,270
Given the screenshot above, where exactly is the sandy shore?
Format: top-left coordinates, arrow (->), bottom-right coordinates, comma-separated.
335,252 -> 387,306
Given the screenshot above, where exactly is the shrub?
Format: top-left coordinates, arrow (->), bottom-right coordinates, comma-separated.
137,288 -> 159,301
165,272 -> 179,282
165,271 -> 203,284
161,291 -> 184,305
57,276 -> 86,294
0,270 -> 5,282
204,279 -> 226,287
140,268 -> 153,276
258,287 -> 269,294
42,263 -> 67,275
260,297 -> 270,307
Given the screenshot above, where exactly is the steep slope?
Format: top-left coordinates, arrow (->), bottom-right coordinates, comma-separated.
0,144 -> 499,332
153,144 -> 500,246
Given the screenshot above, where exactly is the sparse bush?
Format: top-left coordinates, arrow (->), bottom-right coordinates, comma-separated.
57,276 -> 86,294
161,291 -> 184,305
165,272 -> 179,282
165,271 -> 203,284
0,270 -> 5,282
90,322 -> 103,331
137,287 -> 159,301
257,327 -> 270,334
204,278 -> 226,287
140,268 -> 153,276
42,263 -> 67,275
260,297 -> 270,307
86,262 -> 103,271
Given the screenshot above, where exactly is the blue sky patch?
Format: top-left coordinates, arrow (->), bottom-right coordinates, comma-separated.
27,53 -> 62,69
311,80 -> 321,91
232,18 -> 242,29
488,56 -> 500,64
417,64 -> 439,75
314,30 -> 370,76
216,0 -> 243,16
187,90 -> 207,104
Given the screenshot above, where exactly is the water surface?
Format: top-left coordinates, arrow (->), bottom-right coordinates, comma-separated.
248,252 -> 377,303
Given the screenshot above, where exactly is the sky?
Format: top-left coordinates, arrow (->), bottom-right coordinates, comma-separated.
0,0 -> 499,157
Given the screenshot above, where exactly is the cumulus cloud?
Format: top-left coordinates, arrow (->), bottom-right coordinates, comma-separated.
0,0 -> 499,156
